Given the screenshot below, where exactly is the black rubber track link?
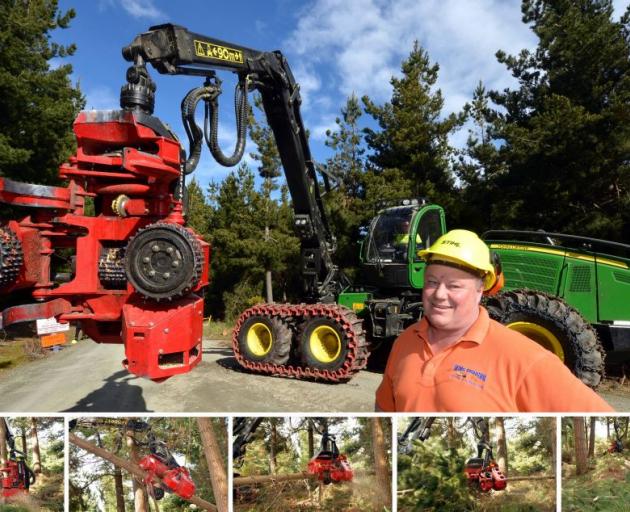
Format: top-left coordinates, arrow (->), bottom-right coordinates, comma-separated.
0,227 -> 23,288
125,222 -> 203,301
485,289 -> 605,388
232,303 -> 369,383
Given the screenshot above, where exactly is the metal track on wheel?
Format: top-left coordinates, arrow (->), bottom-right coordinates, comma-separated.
232,303 -> 368,382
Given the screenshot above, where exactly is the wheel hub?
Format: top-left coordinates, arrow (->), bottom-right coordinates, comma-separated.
310,326 -> 342,363
125,223 -> 202,300
246,323 -> 272,356
506,321 -> 565,361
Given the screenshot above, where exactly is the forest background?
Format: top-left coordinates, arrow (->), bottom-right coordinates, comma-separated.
0,0 -> 629,320
562,417 -> 630,512
233,417 -> 391,512
0,417 -> 65,512
397,417 -> 556,512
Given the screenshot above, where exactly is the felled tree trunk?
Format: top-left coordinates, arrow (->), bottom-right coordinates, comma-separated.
69,433 -> 217,512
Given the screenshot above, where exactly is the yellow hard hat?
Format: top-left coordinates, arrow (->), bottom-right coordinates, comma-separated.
418,229 -> 496,290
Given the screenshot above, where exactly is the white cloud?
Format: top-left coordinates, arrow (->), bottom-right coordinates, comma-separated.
284,0 -> 536,126
119,0 -> 164,20
309,114 -> 338,142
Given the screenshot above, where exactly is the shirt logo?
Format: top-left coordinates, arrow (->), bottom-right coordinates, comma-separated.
450,364 -> 487,390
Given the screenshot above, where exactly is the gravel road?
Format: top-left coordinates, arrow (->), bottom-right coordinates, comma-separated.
0,338 -> 381,413
0,338 -> 627,413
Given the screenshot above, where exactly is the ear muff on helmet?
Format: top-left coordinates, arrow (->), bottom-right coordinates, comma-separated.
484,252 -> 504,296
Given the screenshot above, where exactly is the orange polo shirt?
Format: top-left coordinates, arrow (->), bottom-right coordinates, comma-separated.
375,307 -> 614,412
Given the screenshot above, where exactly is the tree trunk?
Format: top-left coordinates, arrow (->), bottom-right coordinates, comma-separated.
69,433 -> 217,511
446,418 -> 457,449
126,426 -> 148,512
269,420 -> 278,474
308,423 -> 314,458
573,418 -> 588,475
588,417 -> 596,458
549,418 -> 557,471
114,465 -> 126,512
371,418 -> 391,509
265,226 -> 273,303
197,418 -> 228,512
0,417 -> 7,464
30,418 -> 42,474
20,427 -> 27,455
494,418 -> 508,475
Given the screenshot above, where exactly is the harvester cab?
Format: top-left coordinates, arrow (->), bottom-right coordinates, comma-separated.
1,418 -> 35,498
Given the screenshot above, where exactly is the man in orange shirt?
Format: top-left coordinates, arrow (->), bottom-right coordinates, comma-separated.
375,229 -> 614,412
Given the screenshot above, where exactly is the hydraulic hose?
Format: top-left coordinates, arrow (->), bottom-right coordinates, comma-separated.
181,83 -> 220,175
204,77 -> 249,167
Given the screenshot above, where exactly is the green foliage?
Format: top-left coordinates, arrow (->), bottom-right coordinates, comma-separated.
0,0 -> 84,185
363,41 -> 462,214
185,178 -> 212,238
563,451 -> 630,511
487,0 -> 630,240
205,164 -> 300,320
398,440 -> 474,512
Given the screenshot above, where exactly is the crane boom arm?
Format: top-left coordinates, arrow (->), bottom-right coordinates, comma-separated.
122,23 -> 344,301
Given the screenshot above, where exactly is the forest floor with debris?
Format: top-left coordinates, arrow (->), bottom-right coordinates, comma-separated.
234,473 -> 388,512
562,453 -> 630,512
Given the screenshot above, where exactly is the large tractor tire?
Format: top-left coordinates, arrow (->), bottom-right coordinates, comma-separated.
236,315 -> 291,365
299,317 -> 355,372
486,290 -> 605,388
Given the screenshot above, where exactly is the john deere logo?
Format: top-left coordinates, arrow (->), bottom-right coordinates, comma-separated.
441,240 -> 460,247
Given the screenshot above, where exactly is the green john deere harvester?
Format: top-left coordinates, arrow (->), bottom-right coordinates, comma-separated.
483,230 -> 630,387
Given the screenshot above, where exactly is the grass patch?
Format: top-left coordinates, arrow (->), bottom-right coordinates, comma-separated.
0,339 -> 30,373
203,319 -> 234,341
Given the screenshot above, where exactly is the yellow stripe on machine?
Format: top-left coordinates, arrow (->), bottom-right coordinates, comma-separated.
490,243 -> 628,269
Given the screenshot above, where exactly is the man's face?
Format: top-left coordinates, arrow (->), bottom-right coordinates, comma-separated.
422,263 -> 483,333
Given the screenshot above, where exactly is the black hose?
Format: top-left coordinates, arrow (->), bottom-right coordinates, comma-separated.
181,84 -> 219,175
204,77 -> 249,167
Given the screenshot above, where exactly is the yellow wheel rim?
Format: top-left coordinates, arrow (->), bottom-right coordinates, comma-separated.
309,325 -> 342,363
506,321 -> 565,361
246,322 -> 272,356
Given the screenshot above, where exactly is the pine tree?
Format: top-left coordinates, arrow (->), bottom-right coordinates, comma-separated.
186,177 -> 212,238
0,1 -> 84,185
363,41 -> 461,212
454,82 -> 505,231
489,0 -> 630,239
325,93 -> 365,194
323,94 -> 368,277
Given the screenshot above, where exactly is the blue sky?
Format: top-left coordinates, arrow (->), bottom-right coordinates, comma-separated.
55,0 -> 628,193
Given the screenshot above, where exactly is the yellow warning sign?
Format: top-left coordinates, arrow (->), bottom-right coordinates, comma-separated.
194,40 -> 244,64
